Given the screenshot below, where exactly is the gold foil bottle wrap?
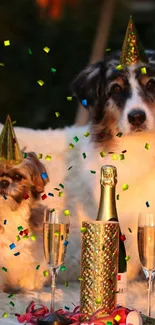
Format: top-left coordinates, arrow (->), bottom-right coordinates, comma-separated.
80,221 -> 119,316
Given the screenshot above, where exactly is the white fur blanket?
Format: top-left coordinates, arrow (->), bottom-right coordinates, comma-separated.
0,281 -> 155,324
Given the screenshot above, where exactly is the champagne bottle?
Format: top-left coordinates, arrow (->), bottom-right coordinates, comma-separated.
96,165 -> 127,307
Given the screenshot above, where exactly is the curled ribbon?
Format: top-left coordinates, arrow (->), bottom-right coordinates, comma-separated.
15,300 -> 49,324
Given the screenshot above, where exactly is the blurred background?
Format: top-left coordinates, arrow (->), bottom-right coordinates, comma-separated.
0,0 -> 155,129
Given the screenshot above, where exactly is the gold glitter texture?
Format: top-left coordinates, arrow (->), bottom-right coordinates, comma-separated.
120,16 -> 148,66
80,221 -> 119,315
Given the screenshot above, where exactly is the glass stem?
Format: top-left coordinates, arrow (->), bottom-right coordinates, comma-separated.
50,267 -> 56,313
147,270 -> 153,317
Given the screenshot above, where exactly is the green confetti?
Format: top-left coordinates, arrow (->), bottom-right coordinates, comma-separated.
84,132 -> 90,137
122,184 -> 129,191
55,112 -> 60,117
18,226 -> 23,231
69,143 -> 74,149
2,312 -> 8,318
90,170 -> 96,174
102,245 -> 105,251
38,153 -> 43,159
16,235 -> 20,242
95,298 -> 102,304
36,265 -> 40,270
8,294 -> 14,298
23,235 -> 29,240
9,301 -> 15,307
23,152 -> 27,158
145,143 -> 150,150
60,265 -> 66,271
51,67 -> 56,73
43,270 -> 49,277
128,227 -> 132,233
116,194 -> 119,200
12,121 -> 16,125
0,62 -> 4,67
82,152 -> 86,159
28,48 -> 32,55
59,183 -> 64,189
105,48 -> 111,52
73,136 -> 79,142
80,227 -> 87,233
64,281 -> 68,287
64,209 -> 70,216
100,151 -> 105,157
116,132 -> 123,137
120,154 -> 124,160
2,267 -> 7,272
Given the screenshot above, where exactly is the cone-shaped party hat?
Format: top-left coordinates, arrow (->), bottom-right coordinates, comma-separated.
120,16 -> 148,65
0,115 -> 23,165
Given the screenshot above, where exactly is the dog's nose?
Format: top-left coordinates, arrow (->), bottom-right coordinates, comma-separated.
128,109 -> 146,126
0,180 -> 10,188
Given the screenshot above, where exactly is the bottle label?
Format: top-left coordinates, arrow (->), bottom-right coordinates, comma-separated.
116,272 -> 127,307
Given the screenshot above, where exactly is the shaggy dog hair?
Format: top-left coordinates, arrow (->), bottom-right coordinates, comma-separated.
0,152 -> 49,292
1,50 -> 155,286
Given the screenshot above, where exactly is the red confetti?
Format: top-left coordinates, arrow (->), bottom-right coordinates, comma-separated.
23,193 -> 29,200
24,229 -> 29,236
41,194 -> 47,200
120,234 -> 126,242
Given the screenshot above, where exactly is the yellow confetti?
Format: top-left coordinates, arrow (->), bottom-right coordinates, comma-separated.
112,154 -> 118,160
66,96 -> 72,101
69,143 -> 74,149
45,155 -> 52,161
125,255 -> 130,261
2,312 -> 8,318
84,132 -> 90,137
145,143 -> 150,150
16,235 -> 20,242
64,209 -> 70,216
31,235 -> 36,241
38,153 -> 43,159
23,235 -> 29,240
43,270 -> 49,277
59,191 -> 63,197
0,63 -> 4,66
116,64 -> 122,70
122,184 -> 129,191
120,154 -> 124,160
37,80 -> 44,86
43,46 -> 50,53
80,227 -> 87,233
4,40 -> 10,46
100,151 -> 105,157
95,298 -> 102,304
54,231 -> 60,236
114,315 -> 121,322
141,67 -> 147,74
78,276 -> 83,281
55,112 -> 60,117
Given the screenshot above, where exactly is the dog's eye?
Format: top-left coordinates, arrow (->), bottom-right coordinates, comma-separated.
146,79 -> 155,91
13,174 -> 23,181
111,84 -> 123,94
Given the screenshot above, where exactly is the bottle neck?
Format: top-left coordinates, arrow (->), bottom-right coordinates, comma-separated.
96,184 -> 118,221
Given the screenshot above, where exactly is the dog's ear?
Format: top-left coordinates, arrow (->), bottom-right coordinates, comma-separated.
72,61 -> 105,109
27,152 -> 49,194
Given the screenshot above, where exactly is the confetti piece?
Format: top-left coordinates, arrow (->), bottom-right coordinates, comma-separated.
114,315 -> 121,322
59,183 -> 64,189
43,46 -> 50,53
54,188 -> 60,191
116,194 -> 119,200
37,80 -> 44,86
120,154 -> 124,160
106,322 -> 113,325
45,155 -> 52,161
67,96 -> 72,101
73,136 -> 79,142
12,120 -> 16,125
38,153 -> 43,159
10,243 -> 16,250
2,312 -> 8,318
95,298 -> 102,304
81,99 -> 87,106
68,166 -> 73,170
18,226 -> 23,231
117,274 -> 121,281
23,152 -> 27,158
41,172 -> 48,179
69,143 -> 74,149
28,48 -> 32,55
146,201 -> 150,207
80,227 -> 87,233
50,208 -> 55,213
41,194 -> 47,200
145,143 -> 150,150
51,67 -> 56,73
64,306 -> 70,310
43,270 -> 49,277
14,252 -> 20,256
3,194 -> 7,200
122,184 -> 129,191
116,132 -> 123,137
19,231 -> 24,236
16,235 -> 20,242
23,193 -> 29,200
105,48 -> 111,52
10,301 -> 15,307
64,281 -> 68,287
128,227 -> 132,233
55,112 -> 60,117
84,131 -> 90,137
64,209 -> 70,216
78,276 -> 83,281
4,220 -> 7,225
90,170 -> 96,174
120,234 -> 126,242
36,265 -> 40,270
59,191 -> 63,197
100,151 -> 105,157
48,192 -> 54,196
102,245 -> 105,251
54,231 -> 60,236
0,62 -> 4,66
64,240 -> 69,246
60,265 -> 66,271
112,154 -> 118,160
82,152 -> 86,159
4,40 -> 10,46
2,267 -> 7,272
116,65 -> 122,71
31,235 -> 36,241
125,255 -> 130,261
141,67 -> 147,74
122,149 -> 127,153
8,294 -> 14,298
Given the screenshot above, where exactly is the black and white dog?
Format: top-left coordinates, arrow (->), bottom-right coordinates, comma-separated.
1,50 -> 155,285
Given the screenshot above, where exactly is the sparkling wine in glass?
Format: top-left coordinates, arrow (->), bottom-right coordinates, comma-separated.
43,209 -> 70,312
138,212 -> 155,316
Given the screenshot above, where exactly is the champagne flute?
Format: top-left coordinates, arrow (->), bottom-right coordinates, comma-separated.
43,209 -> 70,313
138,212 -> 155,317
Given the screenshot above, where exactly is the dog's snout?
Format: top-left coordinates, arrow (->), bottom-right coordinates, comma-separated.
128,109 -> 146,126
0,180 -> 10,188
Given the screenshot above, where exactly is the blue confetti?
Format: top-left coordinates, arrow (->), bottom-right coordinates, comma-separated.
3,194 -> 7,200
41,172 -> 48,179
64,306 -> 70,310
4,220 -> 7,225
146,201 -> 150,207
48,193 -> 54,197
81,99 -> 87,107
9,243 -> 16,250
14,252 -> 20,256
64,240 -> 69,247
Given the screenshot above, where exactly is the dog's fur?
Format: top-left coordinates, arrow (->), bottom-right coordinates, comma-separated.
0,152 -> 49,292
1,50 -> 155,286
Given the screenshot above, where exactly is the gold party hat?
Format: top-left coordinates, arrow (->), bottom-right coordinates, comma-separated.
120,16 -> 148,65
0,115 -> 23,165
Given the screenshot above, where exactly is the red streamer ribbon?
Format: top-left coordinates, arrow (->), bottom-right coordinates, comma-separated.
15,301 -> 49,324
